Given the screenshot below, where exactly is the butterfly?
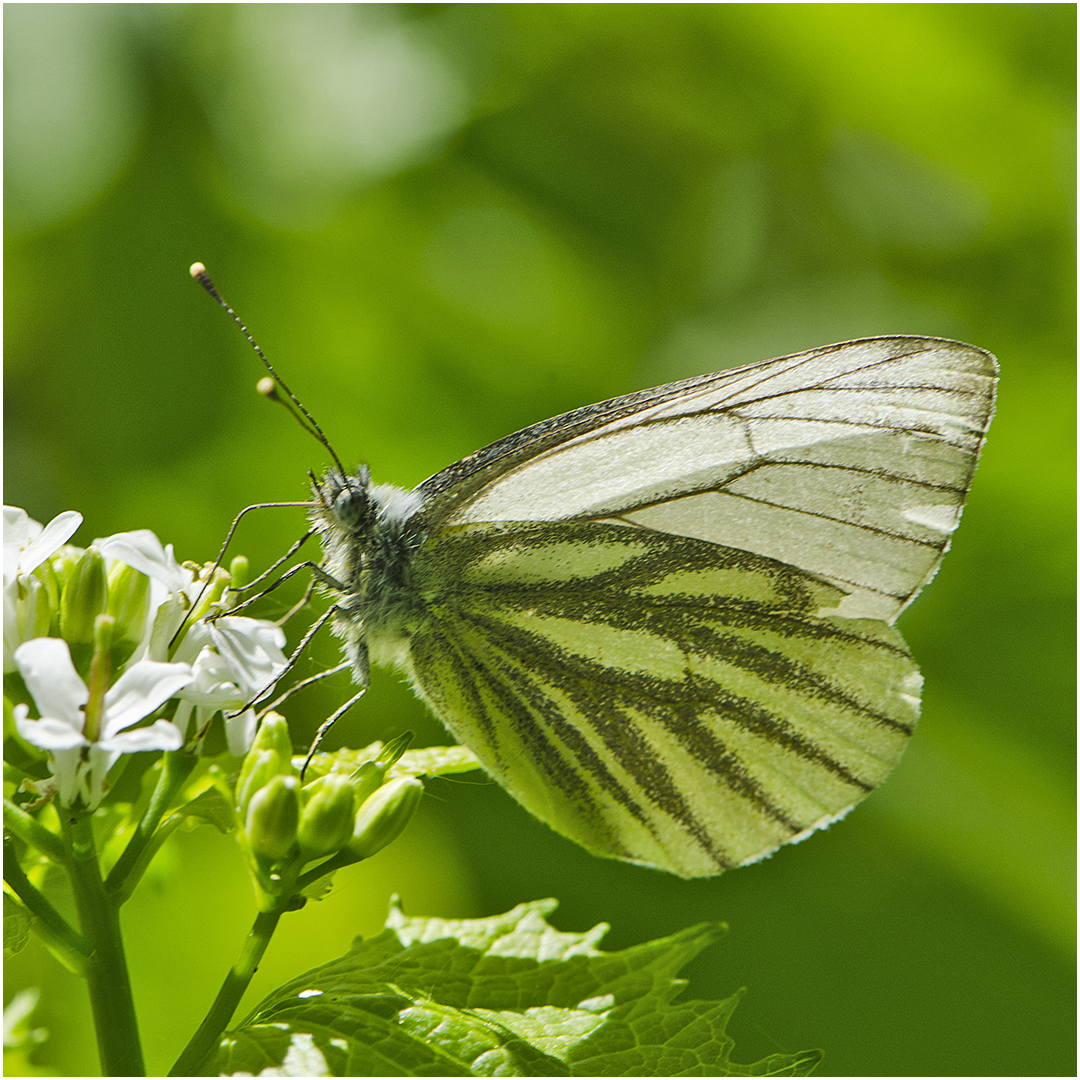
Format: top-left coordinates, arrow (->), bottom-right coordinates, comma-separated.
303,336 -> 997,878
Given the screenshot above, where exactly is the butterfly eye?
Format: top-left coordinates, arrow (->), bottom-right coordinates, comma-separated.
332,484 -> 371,530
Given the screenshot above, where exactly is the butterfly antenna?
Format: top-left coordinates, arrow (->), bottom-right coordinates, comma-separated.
189,262 -> 349,478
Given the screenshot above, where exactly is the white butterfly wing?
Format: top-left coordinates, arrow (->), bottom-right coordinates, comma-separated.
398,336 -> 996,877
418,337 -> 997,622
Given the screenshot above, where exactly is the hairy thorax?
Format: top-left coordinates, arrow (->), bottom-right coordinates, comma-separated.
310,468 -> 427,678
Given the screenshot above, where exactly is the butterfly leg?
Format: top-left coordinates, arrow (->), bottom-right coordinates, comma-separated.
255,661 -> 351,717
224,604 -> 341,720
295,628 -> 370,776
218,559 -> 338,618
300,687 -> 368,778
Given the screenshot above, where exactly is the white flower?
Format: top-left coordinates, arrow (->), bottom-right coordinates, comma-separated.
7,511 -> 291,762
96,528 -> 199,654
172,616 -> 289,756
12,637 -> 193,809
3,506 -> 82,587
92,526 -> 289,757
3,507 -> 83,672
95,528 -> 193,596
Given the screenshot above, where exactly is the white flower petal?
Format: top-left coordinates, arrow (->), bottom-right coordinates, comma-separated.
176,645 -> 245,708
169,619 -> 209,666
14,638 -> 88,729
50,748 -> 84,805
143,592 -> 188,663
3,507 -> 37,585
20,511 -> 83,578
210,617 -> 288,696
96,530 -> 191,594
101,660 -> 194,736
217,616 -> 287,656
84,745 -> 120,808
3,506 -> 36,542
224,709 -> 258,757
98,719 -> 184,754
15,710 -> 89,752
5,509 -> 83,586
172,699 -> 195,741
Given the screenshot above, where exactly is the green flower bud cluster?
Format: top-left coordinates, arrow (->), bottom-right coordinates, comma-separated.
236,715 -> 424,899
8,545 -> 152,682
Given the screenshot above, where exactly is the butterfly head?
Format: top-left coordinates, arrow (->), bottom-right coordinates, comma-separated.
320,465 -> 375,535
311,464 -> 425,598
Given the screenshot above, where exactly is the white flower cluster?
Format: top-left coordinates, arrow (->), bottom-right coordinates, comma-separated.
4,506 -> 288,809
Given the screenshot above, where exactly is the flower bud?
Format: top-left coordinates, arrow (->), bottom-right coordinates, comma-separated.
106,561 -> 151,655
236,715 -> 295,817
348,777 -> 423,860
50,545 -> 84,584
93,613 -> 116,654
297,774 -> 355,860
347,759 -> 388,808
228,556 -> 250,591
38,552 -> 61,595
245,774 -> 300,863
235,749 -> 279,819
251,712 -> 294,762
60,548 -> 108,646
17,576 -> 53,643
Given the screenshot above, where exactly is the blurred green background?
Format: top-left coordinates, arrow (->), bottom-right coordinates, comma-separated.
4,5 -> 1074,1077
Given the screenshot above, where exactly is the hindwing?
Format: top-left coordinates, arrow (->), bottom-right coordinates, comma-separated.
402,521 -> 921,877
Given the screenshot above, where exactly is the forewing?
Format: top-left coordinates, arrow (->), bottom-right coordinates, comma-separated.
417,337 -> 997,623
404,522 -> 921,878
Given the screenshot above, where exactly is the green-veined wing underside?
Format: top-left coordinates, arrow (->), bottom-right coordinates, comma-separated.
309,336 -> 997,877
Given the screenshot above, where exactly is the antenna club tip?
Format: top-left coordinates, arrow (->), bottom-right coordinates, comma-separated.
257,377 -> 280,400
189,262 -> 207,278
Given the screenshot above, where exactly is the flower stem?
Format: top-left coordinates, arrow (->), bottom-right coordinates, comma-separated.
105,749 -> 198,902
296,847 -> 361,893
63,812 -> 145,1076
3,797 -> 68,864
3,838 -> 91,975
168,906 -> 284,1076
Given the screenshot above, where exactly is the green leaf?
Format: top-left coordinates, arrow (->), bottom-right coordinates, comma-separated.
296,740 -> 393,783
300,741 -> 480,785
389,745 -> 481,779
200,899 -> 821,1076
177,786 -> 236,833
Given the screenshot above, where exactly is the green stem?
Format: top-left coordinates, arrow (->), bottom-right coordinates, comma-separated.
111,811 -> 188,907
296,848 -> 361,893
168,907 -> 284,1076
105,749 -> 197,901
63,813 -> 145,1076
3,839 -> 91,975
3,798 -> 68,864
